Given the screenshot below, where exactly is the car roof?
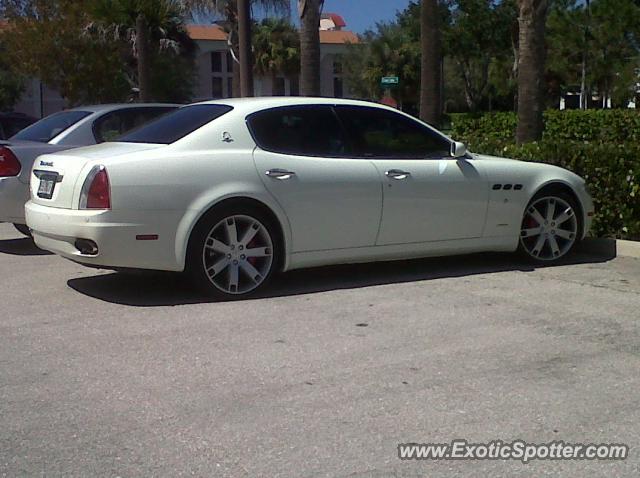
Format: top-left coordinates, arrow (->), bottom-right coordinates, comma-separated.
63,103 -> 182,114
192,97 -> 400,115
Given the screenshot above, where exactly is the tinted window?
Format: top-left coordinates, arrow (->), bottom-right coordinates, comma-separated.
335,106 -> 450,158
93,107 -> 175,143
118,104 -> 233,144
12,110 -> 91,143
248,105 -> 347,157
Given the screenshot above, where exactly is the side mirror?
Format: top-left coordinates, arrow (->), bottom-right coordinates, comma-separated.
451,141 -> 467,158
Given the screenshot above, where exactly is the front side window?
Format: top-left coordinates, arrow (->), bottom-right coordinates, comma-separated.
118,104 -> 233,144
248,105 -> 347,157
12,110 -> 92,143
93,107 -> 176,143
334,106 -> 451,159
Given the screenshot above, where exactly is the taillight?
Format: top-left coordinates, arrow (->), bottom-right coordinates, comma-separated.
79,165 -> 111,209
0,146 -> 21,177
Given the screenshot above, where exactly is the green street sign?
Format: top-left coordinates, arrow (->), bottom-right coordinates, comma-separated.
381,76 -> 399,86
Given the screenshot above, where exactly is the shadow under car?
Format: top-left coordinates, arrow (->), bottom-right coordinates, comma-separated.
65,241 -> 616,307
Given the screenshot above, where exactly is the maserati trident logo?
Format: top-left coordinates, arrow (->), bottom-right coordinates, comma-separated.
40,160 -> 54,167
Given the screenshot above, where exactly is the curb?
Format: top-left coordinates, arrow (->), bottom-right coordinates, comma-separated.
578,238 -> 640,259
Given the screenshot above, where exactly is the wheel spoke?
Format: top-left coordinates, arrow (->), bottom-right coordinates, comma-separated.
205,238 -> 230,253
528,207 -> 545,226
207,257 -> 230,277
555,208 -> 574,225
245,247 -> 271,258
240,221 -> 260,246
555,229 -> 574,240
521,227 -> 542,238
548,235 -> 561,256
225,218 -> 238,244
228,263 -> 239,291
532,234 -> 546,256
546,200 -> 556,222
240,260 -> 262,282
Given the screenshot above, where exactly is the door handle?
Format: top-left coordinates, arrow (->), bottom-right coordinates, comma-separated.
265,169 -> 296,180
385,169 -> 411,180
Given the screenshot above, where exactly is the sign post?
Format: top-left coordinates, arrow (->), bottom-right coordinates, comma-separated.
380,76 -> 400,108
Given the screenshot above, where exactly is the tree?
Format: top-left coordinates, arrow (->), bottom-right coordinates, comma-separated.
183,0 -> 289,96
89,0 -> 194,102
236,0 -> 253,96
0,39 -> 25,111
298,0 -> 322,96
515,0 -> 548,144
443,0 -> 516,112
343,19 -> 421,111
0,0 -> 131,105
420,0 -> 442,125
253,18 -> 300,94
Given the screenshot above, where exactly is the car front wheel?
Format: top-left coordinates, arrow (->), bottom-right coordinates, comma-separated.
519,192 -> 580,262
187,206 -> 279,299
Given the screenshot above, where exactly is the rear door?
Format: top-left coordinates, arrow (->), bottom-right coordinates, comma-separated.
250,105 -> 382,253
335,105 -> 489,245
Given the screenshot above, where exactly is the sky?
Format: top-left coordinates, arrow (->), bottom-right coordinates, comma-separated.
245,0 -> 416,33
310,0 -> 415,33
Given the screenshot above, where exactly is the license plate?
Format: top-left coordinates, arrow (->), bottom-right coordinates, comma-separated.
37,174 -> 57,199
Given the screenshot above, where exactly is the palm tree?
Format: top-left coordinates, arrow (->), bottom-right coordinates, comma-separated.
253,18 -> 300,95
515,0 -> 548,144
298,0 -> 322,96
419,0 -> 441,126
184,0 -> 289,96
89,0 -> 188,102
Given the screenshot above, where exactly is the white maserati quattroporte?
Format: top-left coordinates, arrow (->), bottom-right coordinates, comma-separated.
25,98 -> 594,299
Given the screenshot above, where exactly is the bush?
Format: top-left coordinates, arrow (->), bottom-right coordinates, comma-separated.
451,109 -> 640,144
450,110 -> 640,240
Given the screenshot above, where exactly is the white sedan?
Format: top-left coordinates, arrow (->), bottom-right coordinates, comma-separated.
0,104 -> 177,235
25,98 -> 594,299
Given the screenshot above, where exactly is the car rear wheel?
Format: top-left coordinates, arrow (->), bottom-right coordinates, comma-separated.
519,192 -> 580,263
13,223 -> 32,238
187,206 -> 280,299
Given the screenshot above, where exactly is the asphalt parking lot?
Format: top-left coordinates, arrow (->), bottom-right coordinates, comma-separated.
1,223 -> 640,477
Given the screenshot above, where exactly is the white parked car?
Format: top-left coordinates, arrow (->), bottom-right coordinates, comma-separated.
0,104 -> 177,235
25,98 -> 594,299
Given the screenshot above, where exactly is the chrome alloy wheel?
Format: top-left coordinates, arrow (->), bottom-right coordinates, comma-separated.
520,196 -> 578,261
201,215 -> 274,295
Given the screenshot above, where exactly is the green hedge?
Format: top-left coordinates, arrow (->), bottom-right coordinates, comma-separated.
451,109 -> 640,143
450,110 -> 640,240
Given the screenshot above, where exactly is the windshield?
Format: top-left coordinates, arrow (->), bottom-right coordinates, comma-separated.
12,110 -> 92,143
117,104 -> 234,144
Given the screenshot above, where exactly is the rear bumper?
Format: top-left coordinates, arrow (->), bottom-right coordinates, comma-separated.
25,201 -> 183,271
0,176 -> 29,224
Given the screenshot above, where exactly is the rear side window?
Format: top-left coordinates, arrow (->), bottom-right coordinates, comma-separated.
248,105 -> 347,157
12,110 -> 92,143
118,104 -> 233,144
93,107 -> 176,143
334,106 -> 451,158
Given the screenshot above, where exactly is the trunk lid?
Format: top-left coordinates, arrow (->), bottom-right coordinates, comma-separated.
29,142 -> 163,209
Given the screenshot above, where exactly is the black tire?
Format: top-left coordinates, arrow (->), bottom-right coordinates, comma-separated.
13,223 -> 32,238
518,190 -> 582,263
186,204 -> 282,300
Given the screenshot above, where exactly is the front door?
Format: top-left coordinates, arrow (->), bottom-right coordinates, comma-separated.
334,105 -> 489,245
